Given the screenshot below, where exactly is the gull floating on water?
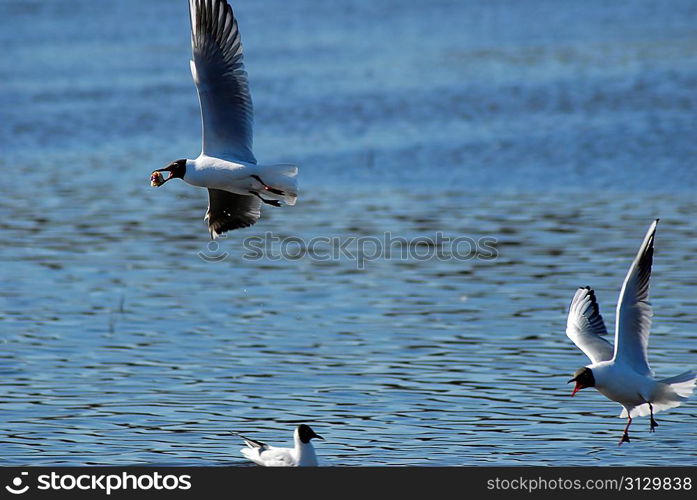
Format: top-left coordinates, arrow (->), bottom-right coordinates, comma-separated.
151,0 -> 298,238
566,219 -> 696,444
238,424 -> 323,467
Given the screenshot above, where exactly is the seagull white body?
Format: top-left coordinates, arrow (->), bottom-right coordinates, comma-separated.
152,0 -> 298,238
183,156 -> 294,195
566,219 -> 696,443
238,425 -> 323,467
585,361 -> 689,417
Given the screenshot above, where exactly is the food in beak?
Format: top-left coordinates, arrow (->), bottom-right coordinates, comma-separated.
150,171 -> 166,187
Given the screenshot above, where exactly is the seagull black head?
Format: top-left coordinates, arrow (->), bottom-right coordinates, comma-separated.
568,366 -> 595,396
153,159 -> 187,185
297,424 -> 323,443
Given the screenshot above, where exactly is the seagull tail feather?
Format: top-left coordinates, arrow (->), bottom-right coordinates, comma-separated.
255,164 -> 298,206
660,369 -> 697,399
621,370 -> 697,418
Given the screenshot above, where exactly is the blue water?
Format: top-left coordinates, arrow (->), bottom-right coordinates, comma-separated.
1,0 -> 696,466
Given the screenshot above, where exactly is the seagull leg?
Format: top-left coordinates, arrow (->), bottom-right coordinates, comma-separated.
249,191 -> 281,207
251,175 -> 285,196
619,415 -> 632,445
648,402 -> 658,432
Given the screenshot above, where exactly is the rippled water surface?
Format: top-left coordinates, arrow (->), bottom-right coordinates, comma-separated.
1,0 -> 697,466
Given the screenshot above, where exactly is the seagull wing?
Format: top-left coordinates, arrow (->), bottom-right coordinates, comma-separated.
566,286 -> 614,364
613,219 -> 658,376
189,0 -> 255,163
237,433 -> 269,451
205,189 -> 261,238
238,437 -> 295,466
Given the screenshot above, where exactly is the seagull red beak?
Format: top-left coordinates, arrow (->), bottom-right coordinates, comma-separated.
157,166 -> 176,180
151,167 -> 174,187
570,379 -> 583,397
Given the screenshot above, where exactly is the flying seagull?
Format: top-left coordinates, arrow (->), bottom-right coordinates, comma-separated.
237,424 -> 323,467
566,219 -> 696,444
151,0 -> 298,238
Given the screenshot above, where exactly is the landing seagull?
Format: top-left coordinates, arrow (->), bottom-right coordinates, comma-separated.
566,219 -> 696,444
237,424 -> 323,467
151,0 -> 298,238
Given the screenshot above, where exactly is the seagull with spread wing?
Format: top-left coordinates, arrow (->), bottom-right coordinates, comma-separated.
566,219 -> 696,444
151,0 -> 298,238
